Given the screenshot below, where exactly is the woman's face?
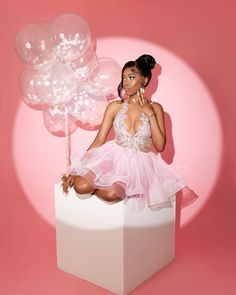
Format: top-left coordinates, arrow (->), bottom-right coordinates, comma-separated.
122,67 -> 144,96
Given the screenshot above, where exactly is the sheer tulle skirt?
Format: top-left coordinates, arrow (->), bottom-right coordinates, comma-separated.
71,140 -> 187,211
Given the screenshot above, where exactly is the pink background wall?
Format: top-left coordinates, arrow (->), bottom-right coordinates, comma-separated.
1,0 -> 236,294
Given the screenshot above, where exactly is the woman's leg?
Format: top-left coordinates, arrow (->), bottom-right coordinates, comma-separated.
73,176 -> 96,194
62,175 -> 122,203
62,175 -> 95,194
95,189 -> 122,203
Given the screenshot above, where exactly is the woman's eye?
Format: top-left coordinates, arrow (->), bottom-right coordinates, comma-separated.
122,75 -> 135,80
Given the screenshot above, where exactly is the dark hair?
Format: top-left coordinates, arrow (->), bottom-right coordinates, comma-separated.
117,54 -> 156,98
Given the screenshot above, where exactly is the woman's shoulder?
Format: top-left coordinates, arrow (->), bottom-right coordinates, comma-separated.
105,99 -> 123,116
150,101 -> 164,114
107,99 -> 123,110
108,99 -> 123,106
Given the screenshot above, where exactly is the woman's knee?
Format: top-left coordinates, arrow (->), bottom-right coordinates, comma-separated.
95,189 -> 121,203
73,177 -> 95,194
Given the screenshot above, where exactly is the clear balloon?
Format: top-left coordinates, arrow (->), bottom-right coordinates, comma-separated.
14,13 -> 121,137
76,81 -> 107,100
106,93 -> 118,102
76,117 -> 104,131
34,63 -> 77,106
14,23 -> 56,68
89,57 -> 121,96
70,45 -> 97,81
20,67 -> 41,102
49,13 -> 91,61
42,106 -> 79,137
19,67 -> 47,110
21,96 -> 48,111
68,84 -> 108,123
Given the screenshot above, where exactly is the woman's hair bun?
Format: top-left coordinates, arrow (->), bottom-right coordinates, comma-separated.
135,54 -> 156,70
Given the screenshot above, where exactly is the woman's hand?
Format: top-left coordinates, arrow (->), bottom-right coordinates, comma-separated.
137,88 -> 155,117
136,88 -> 166,152
61,174 -> 76,193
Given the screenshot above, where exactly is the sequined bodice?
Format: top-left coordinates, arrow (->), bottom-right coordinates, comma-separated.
113,101 -> 152,154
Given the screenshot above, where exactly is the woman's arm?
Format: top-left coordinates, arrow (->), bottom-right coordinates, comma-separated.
149,102 -> 166,152
62,101 -> 120,192
86,100 -> 121,151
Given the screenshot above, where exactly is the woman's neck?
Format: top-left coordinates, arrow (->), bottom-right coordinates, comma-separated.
127,93 -> 139,104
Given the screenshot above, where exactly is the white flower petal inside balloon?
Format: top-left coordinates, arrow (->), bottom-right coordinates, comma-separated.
59,33 -> 65,39
41,41 -> 46,51
74,33 -> 79,39
25,42 -> 31,49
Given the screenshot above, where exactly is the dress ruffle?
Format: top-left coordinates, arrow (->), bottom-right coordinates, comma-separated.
71,140 -> 187,212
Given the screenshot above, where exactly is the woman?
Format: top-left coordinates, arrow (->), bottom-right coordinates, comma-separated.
62,54 -> 186,211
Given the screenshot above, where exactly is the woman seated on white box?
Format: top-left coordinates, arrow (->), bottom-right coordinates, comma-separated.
62,54 -> 186,210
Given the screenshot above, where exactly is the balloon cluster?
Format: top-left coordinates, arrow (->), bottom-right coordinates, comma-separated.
15,13 -> 121,136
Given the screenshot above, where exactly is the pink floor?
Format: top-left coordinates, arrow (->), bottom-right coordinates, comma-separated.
1,0 -> 236,294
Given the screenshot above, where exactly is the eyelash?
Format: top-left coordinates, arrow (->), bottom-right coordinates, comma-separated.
123,76 -> 135,80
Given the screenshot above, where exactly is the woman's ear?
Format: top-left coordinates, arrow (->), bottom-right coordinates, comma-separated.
142,78 -> 148,87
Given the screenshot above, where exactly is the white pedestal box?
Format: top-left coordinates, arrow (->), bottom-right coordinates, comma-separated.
54,183 -> 176,295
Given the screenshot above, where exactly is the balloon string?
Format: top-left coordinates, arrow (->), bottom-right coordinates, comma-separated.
64,106 -> 71,175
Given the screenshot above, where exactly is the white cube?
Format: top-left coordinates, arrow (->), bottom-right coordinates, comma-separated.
54,183 -> 176,295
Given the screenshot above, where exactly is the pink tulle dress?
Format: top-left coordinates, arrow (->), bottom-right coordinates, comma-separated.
71,100 -> 187,211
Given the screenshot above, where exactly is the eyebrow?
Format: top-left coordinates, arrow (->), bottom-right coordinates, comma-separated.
122,68 -> 140,77
122,73 -> 136,77
130,67 -> 140,74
